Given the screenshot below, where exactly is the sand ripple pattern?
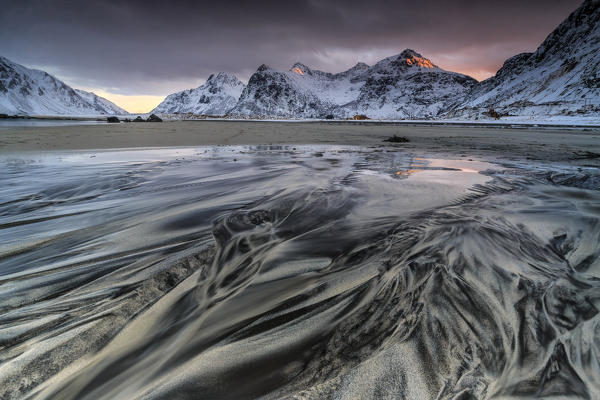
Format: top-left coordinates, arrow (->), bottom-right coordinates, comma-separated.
0,146 -> 598,399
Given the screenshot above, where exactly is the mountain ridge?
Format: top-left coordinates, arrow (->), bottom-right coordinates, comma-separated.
0,56 -> 128,116
151,72 -> 245,116
2,1 -> 598,120
228,49 -> 477,119
160,1 -> 599,120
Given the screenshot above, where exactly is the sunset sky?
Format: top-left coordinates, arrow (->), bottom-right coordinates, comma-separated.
0,0 -> 583,113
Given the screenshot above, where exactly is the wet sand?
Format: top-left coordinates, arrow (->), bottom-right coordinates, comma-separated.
1,120 -> 600,167
1,123 -> 600,399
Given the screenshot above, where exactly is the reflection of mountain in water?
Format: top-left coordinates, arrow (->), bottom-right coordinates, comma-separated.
0,147 -> 598,399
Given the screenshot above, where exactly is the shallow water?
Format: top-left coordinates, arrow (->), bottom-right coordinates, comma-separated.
0,145 -> 599,399
0,119 -> 107,129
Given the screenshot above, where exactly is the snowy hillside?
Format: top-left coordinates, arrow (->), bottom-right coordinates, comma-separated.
0,56 -> 127,116
152,73 -> 245,115
74,89 -> 128,115
230,50 -> 477,119
338,50 -> 477,119
446,0 -> 600,118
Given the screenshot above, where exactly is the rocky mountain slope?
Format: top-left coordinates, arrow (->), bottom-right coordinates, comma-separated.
229,50 -> 477,119
0,56 -> 127,116
446,0 -> 600,118
228,63 -> 340,118
152,73 -> 245,115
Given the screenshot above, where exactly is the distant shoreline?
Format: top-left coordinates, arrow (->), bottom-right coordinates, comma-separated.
174,118 -> 600,130
0,114 -> 106,121
1,114 -> 599,130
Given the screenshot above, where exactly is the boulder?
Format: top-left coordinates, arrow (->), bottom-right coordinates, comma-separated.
106,116 -> 120,123
146,114 -> 163,122
133,116 -> 145,122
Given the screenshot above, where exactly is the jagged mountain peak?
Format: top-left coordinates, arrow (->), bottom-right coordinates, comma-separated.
369,49 -> 441,76
351,62 -> 370,70
206,72 -> 243,85
290,62 -> 312,76
286,61 -> 375,82
152,71 -> 245,115
395,49 -> 437,69
256,64 -> 272,73
399,49 -> 421,57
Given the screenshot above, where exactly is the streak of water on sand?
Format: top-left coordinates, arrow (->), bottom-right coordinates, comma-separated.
0,145 -> 598,399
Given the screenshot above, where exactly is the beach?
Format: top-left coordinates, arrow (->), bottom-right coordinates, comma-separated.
1,122 -> 599,399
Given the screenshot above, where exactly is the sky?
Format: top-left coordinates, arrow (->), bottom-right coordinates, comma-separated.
0,0 -> 583,112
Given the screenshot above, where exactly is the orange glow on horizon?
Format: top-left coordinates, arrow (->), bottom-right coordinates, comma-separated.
76,88 -> 166,114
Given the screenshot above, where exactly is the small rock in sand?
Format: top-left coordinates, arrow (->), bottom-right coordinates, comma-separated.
146,114 -> 163,122
384,135 -> 410,143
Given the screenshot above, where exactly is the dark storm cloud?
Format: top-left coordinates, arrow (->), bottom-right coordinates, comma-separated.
0,0 -> 583,95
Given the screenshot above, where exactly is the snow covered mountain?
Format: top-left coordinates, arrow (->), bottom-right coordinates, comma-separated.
152,73 -> 245,115
228,63 -> 338,118
3,0 -> 596,120
447,0 -> 600,118
229,50 -> 477,119
338,50 -> 477,119
0,56 -> 127,116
